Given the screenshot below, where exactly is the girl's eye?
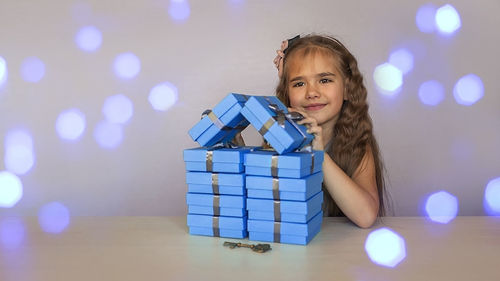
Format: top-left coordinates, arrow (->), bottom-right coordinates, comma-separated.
320,78 -> 332,84
292,81 -> 305,87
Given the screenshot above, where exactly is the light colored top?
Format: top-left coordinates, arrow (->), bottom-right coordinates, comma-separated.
1,216 -> 499,281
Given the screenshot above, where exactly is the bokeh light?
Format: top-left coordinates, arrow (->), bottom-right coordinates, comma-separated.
365,227 -> 406,268
148,81 -> 178,111
4,129 -> 35,175
453,74 -> 484,106
20,56 -> 46,83
75,25 -> 103,52
416,3 -> 437,33
435,4 -> 461,35
93,120 -> 124,149
388,48 -> 414,75
0,217 -> 25,249
168,0 -> 190,22
0,56 -> 7,87
102,94 -> 134,124
484,177 -> 500,216
0,171 -> 23,208
113,52 -> 141,79
56,108 -> 86,141
425,190 -> 458,224
38,202 -> 70,234
373,63 -> 403,96
418,80 -> 445,106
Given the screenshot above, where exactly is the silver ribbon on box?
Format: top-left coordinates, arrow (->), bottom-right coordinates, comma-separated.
211,173 -> 219,195
272,178 -> 280,200
213,195 -> 220,216
212,216 -> 220,237
273,200 -> 281,222
273,222 -> 281,243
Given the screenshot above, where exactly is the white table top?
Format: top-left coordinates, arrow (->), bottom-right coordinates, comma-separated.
1,216 -> 499,281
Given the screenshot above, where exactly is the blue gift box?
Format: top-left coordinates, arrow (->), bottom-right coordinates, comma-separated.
244,150 -> 324,178
186,172 -> 245,195
240,96 -> 313,154
188,205 -> 246,217
187,214 -> 247,238
246,191 -> 323,223
186,193 -> 246,209
246,172 -> 323,201
247,211 -> 323,245
188,93 -> 250,147
183,146 -> 254,173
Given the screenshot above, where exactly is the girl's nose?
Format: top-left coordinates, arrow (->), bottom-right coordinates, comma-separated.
306,84 -> 320,99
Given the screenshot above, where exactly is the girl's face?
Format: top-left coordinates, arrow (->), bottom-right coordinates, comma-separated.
287,50 -> 345,128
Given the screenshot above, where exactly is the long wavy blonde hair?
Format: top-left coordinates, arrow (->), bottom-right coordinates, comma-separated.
276,34 -> 388,216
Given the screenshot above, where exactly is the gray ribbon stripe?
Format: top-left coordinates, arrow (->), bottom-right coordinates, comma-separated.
273,200 -> 281,222
272,178 -> 280,200
212,216 -> 220,237
213,195 -> 220,216
273,222 -> 280,243
206,150 -> 213,171
271,155 -> 278,177
211,173 -> 219,195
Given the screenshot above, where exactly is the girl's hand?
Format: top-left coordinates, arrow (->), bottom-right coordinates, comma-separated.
288,108 -> 325,151
272,40 -> 288,78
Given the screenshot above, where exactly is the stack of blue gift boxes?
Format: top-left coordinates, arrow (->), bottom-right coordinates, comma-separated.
184,93 -> 325,245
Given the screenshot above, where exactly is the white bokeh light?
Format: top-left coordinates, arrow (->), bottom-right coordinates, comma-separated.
416,3 -> 437,33
484,177 -> 500,216
425,190 -> 458,224
168,0 -> 190,22
0,171 -> 23,208
418,80 -> 445,106
93,120 -> 124,149
388,48 -> 414,75
0,56 -> 7,87
113,52 -> 141,79
435,4 -> 461,35
102,94 -> 134,124
38,202 -> 70,234
75,26 -> 103,52
4,129 -> 35,175
148,81 -> 179,111
56,108 -> 86,141
365,228 -> 406,268
453,74 -> 484,106
373,63 -> 403,96
20,56 -> 46,83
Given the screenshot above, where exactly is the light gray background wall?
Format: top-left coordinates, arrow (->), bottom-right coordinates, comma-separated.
1,0 -> 499,216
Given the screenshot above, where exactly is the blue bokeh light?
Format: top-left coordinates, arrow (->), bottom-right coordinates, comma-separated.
416,3 -> 437,33
388,48 -> 414,75
113,52 -> 141,79
93,120 -> 124,149
373,63 -> 403,97
20,56 -> 46,83
453,74 -> 484,106
418,80 -> 445,106
148,81 -> 179,111
425,190 -> 458,224
484,177 -> 500,216
38,202 -> 70,234
168,0 -> 191,22
365,227 -> 406,268
0,171 -> 23,208
0,56 -> 7,87
102,94 -> 134,124
0,217 -> 25,249
56,108 -> 86,141
75,26 -> 103,52
4,129 -> 35,175
435,4 -> 461,35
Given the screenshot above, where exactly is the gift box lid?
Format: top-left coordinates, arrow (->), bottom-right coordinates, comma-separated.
248,200 -> 322,223
188,205 -> 246,217
188,93 -> 250,146
244,149 -> 323,171
185,162 -> 244,173
240,96 -> 313,154
186,193 -> 246,209
186,172 -> 245,187
246,191 -> 323,214
187,214 -> 247,230
183,147 -> 255,164
246,172 -> 323,192
188,183 -> 245,196
247,210 -> 322,236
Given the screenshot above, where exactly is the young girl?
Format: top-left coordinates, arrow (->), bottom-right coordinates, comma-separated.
273,34 -> 388,228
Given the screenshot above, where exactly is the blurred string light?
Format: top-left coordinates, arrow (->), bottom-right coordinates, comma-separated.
38,202 -> 70,234
484,177 -> 500,216
364,227 -> 406,268
75,26 -> 102,52
0,171 -> 23,208
56,108 -> 86,141
4,129 -> 35,175
418,80 -> 445,106
388,48 -> 414,75
102,94 -> 134,124
453,74 -> 484,106
148,81 -> 178,111
20,56 -> 45,83
168,0 -> 190,22
0,56 -> 7,87
416,3 -> 437,33
0,217 -> 25,249
373,63 -> 403,97
424,190 -> 458,224
113,52 -> 141,79
93,120 -> 123,149
435,4 -> 461,35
